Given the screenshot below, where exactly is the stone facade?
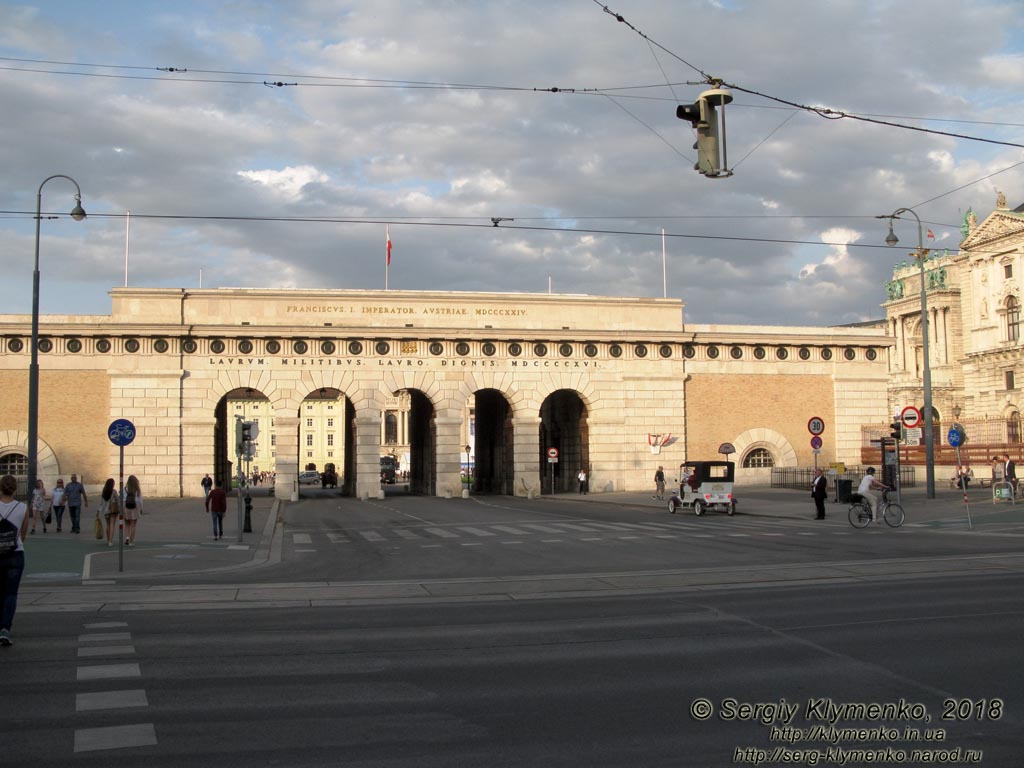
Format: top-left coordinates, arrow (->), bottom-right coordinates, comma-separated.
0,288 -> 891,497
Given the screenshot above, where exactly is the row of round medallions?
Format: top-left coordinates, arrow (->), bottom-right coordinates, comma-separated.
8,336 -> 877,361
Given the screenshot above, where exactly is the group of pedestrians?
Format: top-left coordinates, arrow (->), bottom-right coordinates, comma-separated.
25,475 -> 144,546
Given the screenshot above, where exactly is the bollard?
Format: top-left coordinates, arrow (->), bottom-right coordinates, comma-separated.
243,493 -> 253,533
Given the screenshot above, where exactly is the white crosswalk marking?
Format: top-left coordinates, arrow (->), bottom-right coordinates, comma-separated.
457,526 -> 495,537
74,723 -> 157,753
358,531 -> 385,541
292,533 -> 312,544
491,525 -> 528,535
76,689 -> 148,712
424,527 -> 459,538
520,523 -> 564,533
394,529 -> 421,539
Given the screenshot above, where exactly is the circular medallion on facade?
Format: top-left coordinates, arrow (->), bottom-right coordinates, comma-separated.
430,341 -> 444,356
776,346 -> 788,360
124,338 -> 140,353
154,338 -> 169,353
559,343 -> 573,357
66,338 -> 82,353
182,338 -> 197,354
238,339 -> 253,354
753,346 -> 766,359
210,339 -> 225,354
844,347 -> 856,360
585,344 -> 598,358
482,342 -> 496,356
534,343 -> 548,357
610,344 -> 623,358
508,342 -> 522,357
866,347 -> 877,361
456,341 -> 470,356
821,347 -> 832,360
38,338 -> 53,353
321,340 -> 336,355
96,338 -> 111,353
293,340 -> 308,355
730,346 -> 742,359
799,346 -> 810,360
682,344 -> 695,359
8,338 -> 23,353
659,344 -> 673,358
707,345 -> 719,359
375,341 -> 390,355
348,340 -> 363,355
265,339 -> 280,354
634,344 -> 648,358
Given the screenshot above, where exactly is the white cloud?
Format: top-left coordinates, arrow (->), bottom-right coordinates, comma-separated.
237,166 -> 329,201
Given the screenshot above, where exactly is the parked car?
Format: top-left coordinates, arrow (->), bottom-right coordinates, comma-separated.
298,470 -> 321,485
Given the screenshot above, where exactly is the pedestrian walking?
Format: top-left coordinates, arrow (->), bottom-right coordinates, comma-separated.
206,479 -> 228,540
30,479 -> 49,534
0,474 -> 30,647
1005,455 -> 1018,497
63,474 -> 88,534
653,466 -> 666,500
97,478 -> 121,546
811,468 -> 828,519
577,468 -> 588,494
122,475 -> 143,546
51,478 -> 67,532
201,473 -> 213,499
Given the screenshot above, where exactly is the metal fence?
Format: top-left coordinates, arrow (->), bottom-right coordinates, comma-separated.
771,466 -> 917,491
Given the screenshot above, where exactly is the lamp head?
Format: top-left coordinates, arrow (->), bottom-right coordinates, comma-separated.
70,194 -> 86,221
884,221 -> 898,247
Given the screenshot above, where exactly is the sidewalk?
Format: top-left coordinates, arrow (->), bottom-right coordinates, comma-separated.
21,492 -> 279,583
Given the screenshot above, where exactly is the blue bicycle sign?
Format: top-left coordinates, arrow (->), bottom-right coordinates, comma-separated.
107,418 -> 136,446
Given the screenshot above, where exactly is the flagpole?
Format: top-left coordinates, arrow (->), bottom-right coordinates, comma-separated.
386,225 -> 391,290
662,227 -> 667,298
124,210 -> 131,287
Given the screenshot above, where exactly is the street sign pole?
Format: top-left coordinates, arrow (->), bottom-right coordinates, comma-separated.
107,418 -> 136,574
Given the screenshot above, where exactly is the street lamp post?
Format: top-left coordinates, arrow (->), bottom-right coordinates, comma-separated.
28,175 -> 86,502
880,207 -> 935,499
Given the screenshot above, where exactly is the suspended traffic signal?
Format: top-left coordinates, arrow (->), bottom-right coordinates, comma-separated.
890,421 -> 902,442
675,87 -> 733,178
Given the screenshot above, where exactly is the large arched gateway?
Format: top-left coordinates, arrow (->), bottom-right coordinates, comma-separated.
0,288 -> 890,497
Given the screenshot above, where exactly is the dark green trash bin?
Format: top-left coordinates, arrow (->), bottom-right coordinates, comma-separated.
836,478 -> 853,503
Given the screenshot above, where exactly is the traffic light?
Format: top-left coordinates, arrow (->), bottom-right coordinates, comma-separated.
890,421 -> 903,442
675,87 -> 733,178
235,418 -> 245,455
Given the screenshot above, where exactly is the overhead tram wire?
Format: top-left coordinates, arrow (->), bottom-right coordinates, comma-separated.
2,208 -> 977,252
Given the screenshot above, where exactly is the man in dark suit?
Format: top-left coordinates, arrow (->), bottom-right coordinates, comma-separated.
811,468 -> 828,519
1006,455 -> 1018,497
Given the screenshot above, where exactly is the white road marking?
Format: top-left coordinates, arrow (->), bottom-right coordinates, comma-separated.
457,527 -> 495,537
76,689 -> 148,712
358,531 -> 385,541
77,663 -> 141,681
78,646 -> 136,658
292,533 -> 313,544
424,527 -> 459,538
74,723 -> 157,753
79,632 -> 131,643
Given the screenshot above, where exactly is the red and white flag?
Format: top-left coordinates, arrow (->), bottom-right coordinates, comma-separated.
926,229 -> 935,240
386,225 -> 392,266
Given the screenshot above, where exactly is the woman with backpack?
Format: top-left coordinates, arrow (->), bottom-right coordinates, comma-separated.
98,478 -> 121,547
123,475 -> 143,546
0,474 -> 30,646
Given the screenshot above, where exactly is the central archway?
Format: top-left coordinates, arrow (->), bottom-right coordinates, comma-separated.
539,389 -> 589,494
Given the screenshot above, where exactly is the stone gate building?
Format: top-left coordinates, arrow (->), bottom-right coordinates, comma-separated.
0,288 -> 891,498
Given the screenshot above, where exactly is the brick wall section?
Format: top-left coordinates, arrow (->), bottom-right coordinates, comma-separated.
686,373 -> 835,463
0,369 -> 110,485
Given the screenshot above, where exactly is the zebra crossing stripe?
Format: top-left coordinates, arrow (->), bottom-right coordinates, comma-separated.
358,531 -> 385,541
456,526 -> 495,537
424,527 -> 458,538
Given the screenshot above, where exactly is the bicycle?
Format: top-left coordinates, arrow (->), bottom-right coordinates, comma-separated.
848,489 -> 904,528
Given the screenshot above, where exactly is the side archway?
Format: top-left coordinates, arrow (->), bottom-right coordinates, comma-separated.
0,429 -> 61,490
730,428 -> 798,484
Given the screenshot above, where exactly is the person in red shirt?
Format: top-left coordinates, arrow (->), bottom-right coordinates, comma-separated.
205,480 -> 228,541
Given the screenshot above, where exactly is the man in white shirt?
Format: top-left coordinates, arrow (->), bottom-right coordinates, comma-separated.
857,467 -> 889,523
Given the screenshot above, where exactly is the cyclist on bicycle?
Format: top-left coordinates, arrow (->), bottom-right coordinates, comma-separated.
857,467 -> 890,523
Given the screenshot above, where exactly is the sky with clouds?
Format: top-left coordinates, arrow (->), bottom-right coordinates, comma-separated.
2,0 -> 1022,326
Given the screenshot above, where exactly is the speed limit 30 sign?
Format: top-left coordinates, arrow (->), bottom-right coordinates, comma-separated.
807,417 -> 825,436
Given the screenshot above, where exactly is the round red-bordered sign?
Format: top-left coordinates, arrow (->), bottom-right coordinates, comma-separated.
807,417 -> 825,436
900,406 -> 922,429
547,447 -> 559,459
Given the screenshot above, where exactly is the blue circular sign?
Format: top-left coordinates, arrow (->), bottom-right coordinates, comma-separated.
947,428 -> 961,448
108,418 -> 136,446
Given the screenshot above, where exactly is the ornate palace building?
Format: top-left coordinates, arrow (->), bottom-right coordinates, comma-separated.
0,288 -> 889,498
881,193 -> 1024,465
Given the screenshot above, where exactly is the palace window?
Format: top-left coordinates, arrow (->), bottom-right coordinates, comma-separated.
742,448 -> 775,468
1008,411 -> 1022,444
1007,371 -> 1016,391
327,434 -> 334,446
306,434 -> 313,446
327,418 -> 334,428
1006,297 -> 1020,342
306,418 -> 313,428
1006,264 -> 1013,279
0,453 -> 27,476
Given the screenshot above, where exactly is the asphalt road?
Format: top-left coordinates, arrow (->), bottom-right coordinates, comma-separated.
6,573 -> 1023,767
